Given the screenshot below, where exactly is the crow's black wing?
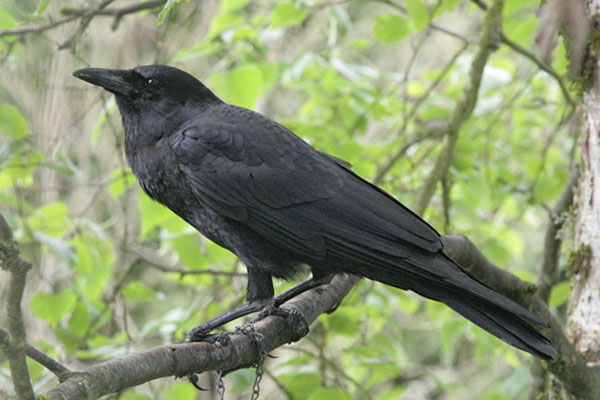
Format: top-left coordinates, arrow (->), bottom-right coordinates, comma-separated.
170,106 -> 441,260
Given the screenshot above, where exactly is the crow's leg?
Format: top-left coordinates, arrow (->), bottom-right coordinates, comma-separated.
246,273 -> 335,341
271,273 -> 334,306
186,268 -> 274,342
186,273 -> 334,342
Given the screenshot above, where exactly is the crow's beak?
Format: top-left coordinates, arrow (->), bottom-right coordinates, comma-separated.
73,68 -> 138,96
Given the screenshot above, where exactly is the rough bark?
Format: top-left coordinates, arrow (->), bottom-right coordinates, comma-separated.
568,92 -> 600,364
567,1 -> 600,367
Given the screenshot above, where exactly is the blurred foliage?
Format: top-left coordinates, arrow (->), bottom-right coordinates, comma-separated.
0,0 -> 575,399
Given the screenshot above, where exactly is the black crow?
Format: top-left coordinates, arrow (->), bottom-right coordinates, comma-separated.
73,65 -> 557,361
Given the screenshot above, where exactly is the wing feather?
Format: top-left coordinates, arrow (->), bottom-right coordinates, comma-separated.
171,105 -> 441,264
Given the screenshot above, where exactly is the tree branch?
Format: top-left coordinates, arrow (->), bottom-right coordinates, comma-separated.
0,0 -> 166,38
499,33 -> 575,108
0,328 -> 71,381
415,0 -> 504,215
43,274 -> 359,400
0,214 -> 35,400
61,0 -> 166,18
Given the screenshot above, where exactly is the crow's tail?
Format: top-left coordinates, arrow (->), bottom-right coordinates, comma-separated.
360,253 -> 558,361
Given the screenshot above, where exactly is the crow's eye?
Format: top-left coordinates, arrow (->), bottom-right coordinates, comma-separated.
146,78 -> 158,88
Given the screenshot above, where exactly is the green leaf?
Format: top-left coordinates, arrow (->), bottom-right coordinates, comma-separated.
172,234 -> 201,268
373,14 -> 410,43
122,282 -> 156,301
210,64 -> 263,109
118,391 -> 152,400
553,39 -> 568,75
433,0 -> 462,17
108,168 -> 135,198
0,104 -> 29,139
31,291 -> 77,326
139,192 -> 188,237
27,201 -> 69,237
500,229 -> 524,258
222,0 -> 250,13
156,0 -> 182,26
271,3 -> 309,29
54,326 -> 81,350
175,41 -> 223,62
68,301 -> 89,335
375,387 -> 409,400
406,0 -> 429,31
207,11 -> 244,38
227,369 -> 255,393
0,8 -> 17,30
322,306 -> 361,336
312,388 -> 354,400
34,231 -> 76,264
549,281 -> 570,307
279,372 -> 322,398
163,382 -> 196,400
36,0 -> 52,16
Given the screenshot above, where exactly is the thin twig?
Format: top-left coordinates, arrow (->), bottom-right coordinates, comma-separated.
0,328 -> 71,380
469,0 -> 574,107
374,43 -> 467,184
374,128 -> 445,184
130,244 -> 247,277
59,0 -> 119,49
415,0 -> 505,215
61,0 -> 166,17
148,263 -> 247,277
0,15 -> 76,37
499,33 -> 575,107
0,0 -> 166,38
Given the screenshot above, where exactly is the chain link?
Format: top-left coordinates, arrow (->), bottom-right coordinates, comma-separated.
208,325 -> 267,400
250,358 -> 264,400
236,324 -> 267,400
216,370 -> 226,400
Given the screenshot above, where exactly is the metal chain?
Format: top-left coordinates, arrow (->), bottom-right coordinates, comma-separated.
236,324 -> 268,400
216,370 -> 225,400
250,357 -> 264,400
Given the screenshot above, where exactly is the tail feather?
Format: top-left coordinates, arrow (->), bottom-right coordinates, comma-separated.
356,253 -> 558,361
439,290 -> 557,360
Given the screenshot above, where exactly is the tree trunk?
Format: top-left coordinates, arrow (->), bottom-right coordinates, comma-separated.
567,1 -> 600,367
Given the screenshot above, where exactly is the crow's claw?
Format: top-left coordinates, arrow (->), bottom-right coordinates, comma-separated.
185,324 -> 214,343
187,373 -> 207,391
252,305 -> 309,342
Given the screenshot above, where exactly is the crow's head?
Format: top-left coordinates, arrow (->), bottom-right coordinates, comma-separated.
73,65 -> 221,147
73,64 -> 218,105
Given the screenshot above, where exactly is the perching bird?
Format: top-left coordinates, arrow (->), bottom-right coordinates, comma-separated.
73,65 -> 557,361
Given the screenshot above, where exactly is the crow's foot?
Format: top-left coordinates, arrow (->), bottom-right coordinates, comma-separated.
186,332 -> 233,391
185,300 -> 269,343
251,304 -> 309,342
